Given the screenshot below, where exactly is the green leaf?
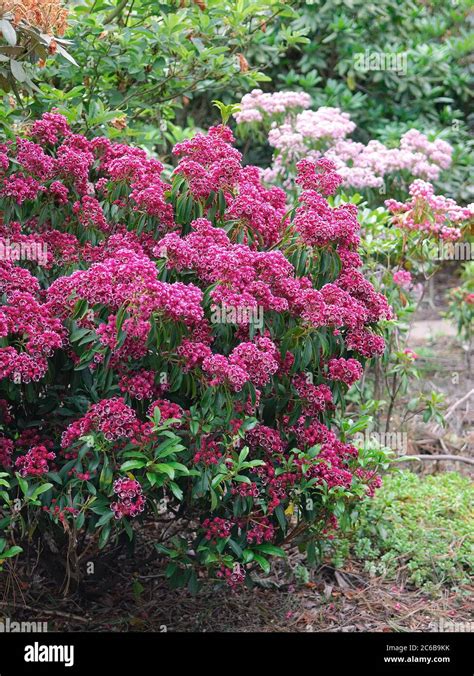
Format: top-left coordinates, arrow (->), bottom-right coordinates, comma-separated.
169,481 -> 183,501
120,460 -> 146,471
16,474 -> 28,496
274,505 -> 287,534
31,483 -> 53,500
255,544 -> 286,557
2,545 -> 23,559
96,511 -> 114,527
156,463 -> 175,479
0,20 -> 16,46
98,524 -> 111,549
253,553 -> 271,574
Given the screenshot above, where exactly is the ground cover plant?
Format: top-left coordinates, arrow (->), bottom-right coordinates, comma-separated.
327,470 -> 473,591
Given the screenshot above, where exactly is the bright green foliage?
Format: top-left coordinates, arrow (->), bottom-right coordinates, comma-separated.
332,470 -> 473,590
3,0 -> 307,151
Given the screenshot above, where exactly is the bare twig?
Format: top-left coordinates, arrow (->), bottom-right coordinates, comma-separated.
0,601 -> 89,623
445,389 -> 474,421
399,454 -> 474,466
104,0 -> 129,24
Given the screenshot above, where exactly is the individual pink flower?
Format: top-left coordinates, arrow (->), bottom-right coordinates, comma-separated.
111,478 -> 145,519
393,270 -> 413,288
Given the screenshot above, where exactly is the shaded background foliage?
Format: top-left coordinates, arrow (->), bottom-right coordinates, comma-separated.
1,1 -> 472,195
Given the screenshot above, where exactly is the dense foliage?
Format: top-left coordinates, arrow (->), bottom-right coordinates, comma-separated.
327,470 -> 473,590
0,112 -> 394,589
266,0 -> 472,133
1,0 -> 307,152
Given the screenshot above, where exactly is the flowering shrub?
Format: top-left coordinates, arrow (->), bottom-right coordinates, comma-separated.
385,179 -> 473,242
235,89 -> 453,196
0,1 -> 73,93
445,262 -> 474,349
0,112 -> 392,590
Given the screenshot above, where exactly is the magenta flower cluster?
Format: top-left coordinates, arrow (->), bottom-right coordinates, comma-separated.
111,478 -> 146,519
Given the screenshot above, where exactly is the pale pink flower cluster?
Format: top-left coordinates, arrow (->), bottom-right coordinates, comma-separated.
267,108 -> 355,161
385,180 -> 474,241
392,270 -> 413,288
236,92 -> 453,190
234,88 -> 311,124
326,131 -> 453,188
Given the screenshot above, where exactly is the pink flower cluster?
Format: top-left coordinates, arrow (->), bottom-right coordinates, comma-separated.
224,165 -> 288,247
392,270 -> 413,288
241,418 -> 362,509
119,370 -> 156,400
193,438 -> 222,466
231,481 -> 259,497
1,111 -> 174,231
246,424 -> 284,454
325,131 -> 453,189
345,328 -> 385,358
157,135 -> 391,358
147,398 -> 184,424
0,273 -> 65,383
235,93 -> 454,190
173,127 -> 288,246
266,107 -> 356,161
386,180 -> 474,241
111,477 -> 145,519
295,157 -> 343,195
202,516 -> 233,543
293,375 -> 333,416
202,337 -> 279,391
216,563 -> 246,588
61,397 -> 141,448
15,445 -> 56,477
1,173 -> 45,204
288,418 -> 360,490
234,88 -> 312,124
246,517 -> 275,544
30,111 -> 70,145
173,124 -> 241,200
47,249 -> 204,361
327,357 -> 363,386
355,468 -> 382,497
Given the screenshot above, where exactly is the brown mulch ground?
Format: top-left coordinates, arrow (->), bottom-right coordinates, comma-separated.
1,551 -> 472,632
